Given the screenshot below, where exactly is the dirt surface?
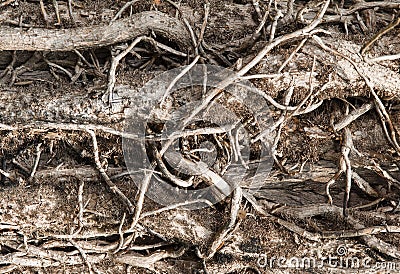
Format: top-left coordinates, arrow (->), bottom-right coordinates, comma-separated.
1,0 -> 400,273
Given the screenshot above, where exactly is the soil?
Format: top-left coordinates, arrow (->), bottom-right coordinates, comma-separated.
0,0 -> 400,273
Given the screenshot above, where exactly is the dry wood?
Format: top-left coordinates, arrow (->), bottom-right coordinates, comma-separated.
0,11 -> 191,51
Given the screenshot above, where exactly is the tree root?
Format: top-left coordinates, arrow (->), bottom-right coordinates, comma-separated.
0,11 -> 191,51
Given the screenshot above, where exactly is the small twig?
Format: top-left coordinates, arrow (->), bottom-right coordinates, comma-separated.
252,100 -> 324,143
163,151 -> 232,197
271,83 -> 294,173
74,178 -> 85,234
197,3 -> 210,50
128,242 -> 170,251
322,225 -> 400,239
283,0 -> 294,23
256,10 -> 270,35
237,79 -> 322,112
327,108 -> 353,207
153,148 -> 193,188
111,0 -> 141,23
0,0 -> 15,8
89,49 -> 100,70
252,202 -> 322,242
352,172 -> 380,198
290,56 -> 318,117
215,133 -> 232,174
252,0 -> 263,21
355,11 -> 368,34
138,36 -> 188,57
206,187 -> 242,259
156,124 -> 237,144
183,19 -> 198,55
351,198 -> 384,210
45,60 -> 73,80
29,143 -> 43,180
67,0 -> 76,25
226,130 -> 237,163
108,36 -> 144,104
129,166 -> 154,230
0,168 -> 11,180
239,74 -> 281,80
116,247 -> 187,268
333,102 -> 374,132
0,50 -> 17,80
277,38 -> 308,73
114,213 -> 126,254
160,55 -> 200,104
86,129 -> 135,214
374,102 -> 400,155
235,8 -> 270,53
326,168 -> 344,206
269,9 -> 284,42
360,17 -> 400,56
366,54 -> 400,63
140,199 -> 214,219
335,1 -> 399,17
52,0 -> 61,25
0,156 -> 6,184
69,240 -> 96,274
151,39 -> 188,57
12,159 -> 30,175
364,161 -> 400,190
71,61 -> 84,83
39,0 -> 50,24
342,128 -> 353,217
164,0 -> 198,54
